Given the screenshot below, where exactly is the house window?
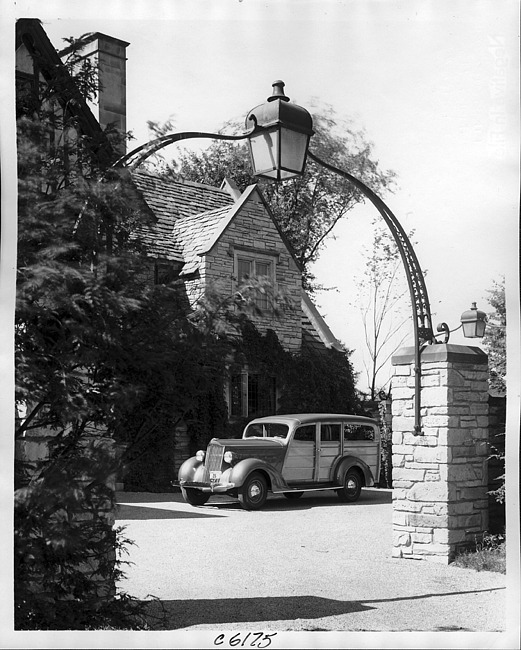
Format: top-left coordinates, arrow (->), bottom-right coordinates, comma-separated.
235,253 -> 275,310
229,372 -> 276,418
154,261 -> 179,285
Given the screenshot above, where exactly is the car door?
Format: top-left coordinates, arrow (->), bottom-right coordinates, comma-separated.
282,423 -> 316,483
317,422 -> 342,481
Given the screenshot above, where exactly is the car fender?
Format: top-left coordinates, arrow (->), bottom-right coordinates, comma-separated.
335,456 -> 374,487
229,457 -> 287,491
178,457 -> 207,484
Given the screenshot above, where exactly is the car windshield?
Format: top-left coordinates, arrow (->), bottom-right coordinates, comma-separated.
243,422 -> 289,439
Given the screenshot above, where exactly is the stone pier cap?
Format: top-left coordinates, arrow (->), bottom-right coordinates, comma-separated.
392,343 -> 488,366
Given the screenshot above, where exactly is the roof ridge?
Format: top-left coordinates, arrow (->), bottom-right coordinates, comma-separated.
130,169 -> 230,194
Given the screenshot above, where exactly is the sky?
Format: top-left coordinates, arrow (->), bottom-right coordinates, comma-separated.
3,0 -> 520,392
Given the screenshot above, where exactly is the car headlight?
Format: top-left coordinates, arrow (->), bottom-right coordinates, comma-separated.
223,451 -> 236,465
195,450 -> 206,462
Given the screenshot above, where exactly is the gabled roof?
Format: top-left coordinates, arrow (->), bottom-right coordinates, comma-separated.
129,170 -> 342,352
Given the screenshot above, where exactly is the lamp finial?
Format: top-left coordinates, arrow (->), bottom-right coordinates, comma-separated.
268,80 -> 290,102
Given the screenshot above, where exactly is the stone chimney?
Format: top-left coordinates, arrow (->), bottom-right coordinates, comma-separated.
61,32 -> 129,151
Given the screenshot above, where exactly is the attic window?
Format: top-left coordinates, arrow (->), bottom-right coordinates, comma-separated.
235,252 -> 276,310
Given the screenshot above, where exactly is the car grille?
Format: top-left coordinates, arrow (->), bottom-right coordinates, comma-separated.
205,443 -> 224,472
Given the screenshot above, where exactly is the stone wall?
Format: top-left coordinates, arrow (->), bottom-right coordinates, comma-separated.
391,344 -> 489,563
203,193 -> 303,352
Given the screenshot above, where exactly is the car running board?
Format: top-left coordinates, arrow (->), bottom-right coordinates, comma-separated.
273,485 -> 343,494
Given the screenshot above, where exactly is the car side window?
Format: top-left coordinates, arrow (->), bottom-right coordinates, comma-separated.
321,424 -> 341,441
343,423 -> 375,441
294,424 -> 316,442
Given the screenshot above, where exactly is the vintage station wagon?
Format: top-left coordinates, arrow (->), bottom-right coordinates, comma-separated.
177,413 -> 381,510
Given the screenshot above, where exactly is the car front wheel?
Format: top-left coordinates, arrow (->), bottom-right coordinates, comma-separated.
337,468 -> 362,502
181,487 -> 210,506
238,472 -> 268,510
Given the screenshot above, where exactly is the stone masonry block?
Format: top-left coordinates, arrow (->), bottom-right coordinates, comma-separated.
413,446 -> 446,463
411,542 -> 450,556
392,432 -> 404,445
392,416 -> 415,432
447,463 -> 483,483
393,468 -> 426,482
408,482 -> 448,502
421,374 -> 441,387
408,511 -> 449,528
391,387 -> 415,400
423,414 -> 461,428
406,462 -> 439,471
393,365 -> 411,376
421,387 -> 449,407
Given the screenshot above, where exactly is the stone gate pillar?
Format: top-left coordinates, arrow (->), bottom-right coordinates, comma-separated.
391,343 -> 489,563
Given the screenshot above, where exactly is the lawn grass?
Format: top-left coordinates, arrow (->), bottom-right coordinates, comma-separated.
452,534 -> 506,574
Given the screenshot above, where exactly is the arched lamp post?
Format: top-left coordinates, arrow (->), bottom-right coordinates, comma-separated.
114,80 -> 487,435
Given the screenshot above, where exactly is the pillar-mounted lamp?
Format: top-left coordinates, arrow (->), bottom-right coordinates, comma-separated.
460,302 -> 488,338
436,302 -> 488,343
245,80 -> 314,181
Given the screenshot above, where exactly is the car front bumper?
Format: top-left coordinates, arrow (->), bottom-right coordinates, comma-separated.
178,480 -> 235,493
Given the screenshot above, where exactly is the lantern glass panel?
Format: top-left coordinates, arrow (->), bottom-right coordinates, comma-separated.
248,129 -> 279,177
475,319 -> 487,338
280,128 -> 309,175
462,321 -> 477,338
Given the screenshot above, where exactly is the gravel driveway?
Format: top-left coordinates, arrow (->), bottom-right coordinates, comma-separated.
115,488 -> 508,639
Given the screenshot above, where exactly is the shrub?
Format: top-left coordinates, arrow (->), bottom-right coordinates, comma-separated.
14,437 -> 152,630
452,532 -> 506,574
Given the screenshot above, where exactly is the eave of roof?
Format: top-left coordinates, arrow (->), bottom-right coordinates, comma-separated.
301,292 -> 343,352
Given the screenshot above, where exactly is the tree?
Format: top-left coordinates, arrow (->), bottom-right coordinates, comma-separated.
144,105 -> 396,292
482,277 -> 506,510
353,219 -> 415,399
482,276 -> 506,395
15,31 -> 243,627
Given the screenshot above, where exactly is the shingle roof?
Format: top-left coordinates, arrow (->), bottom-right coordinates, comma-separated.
130,170 -> 234,262
173,205 -> 233,274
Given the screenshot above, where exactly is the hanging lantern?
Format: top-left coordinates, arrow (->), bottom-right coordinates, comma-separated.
245,80 -> 314,181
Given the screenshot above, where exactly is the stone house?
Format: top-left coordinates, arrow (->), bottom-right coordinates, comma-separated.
130,170 -> 343,424
15,19 -> 345,469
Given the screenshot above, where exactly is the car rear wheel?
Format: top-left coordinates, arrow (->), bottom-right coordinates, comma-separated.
181,487 -> 210,506
283,491 -> 304,500
337,468 -> 362,502
238,472 -> 268,510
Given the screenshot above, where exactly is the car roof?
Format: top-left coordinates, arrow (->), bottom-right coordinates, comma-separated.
247,413 -> 379,426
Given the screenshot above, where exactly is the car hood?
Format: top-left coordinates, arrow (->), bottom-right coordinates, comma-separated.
210,437 -> 286,448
